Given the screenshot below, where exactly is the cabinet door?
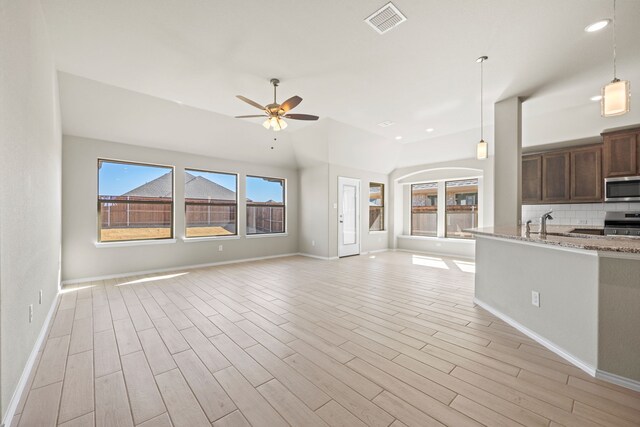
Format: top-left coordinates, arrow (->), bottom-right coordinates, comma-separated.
571,146 -> 602,202
542,151 -> 570,202
522,155 -> 542,204
603,132 -> 637,177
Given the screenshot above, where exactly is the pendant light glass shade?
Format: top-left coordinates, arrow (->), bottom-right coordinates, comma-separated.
262,119 -> 271,129
601,79 -> 630,117
601,0 -> 630,117
476,139 -> 488,160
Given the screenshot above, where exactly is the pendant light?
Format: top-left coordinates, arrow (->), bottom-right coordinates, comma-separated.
476,56 -> 489,160
601,0 -> 630,117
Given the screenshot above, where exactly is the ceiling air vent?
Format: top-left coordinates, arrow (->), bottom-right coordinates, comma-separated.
365,2 -> 407,35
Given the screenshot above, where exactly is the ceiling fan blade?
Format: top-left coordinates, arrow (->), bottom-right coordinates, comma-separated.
280,96 -> 302,113
236,95 -> 266,111
284,113 -> 319,121
235,115 -> 268,118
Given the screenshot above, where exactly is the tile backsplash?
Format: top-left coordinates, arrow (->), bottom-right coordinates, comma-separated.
522,203 -> 640,226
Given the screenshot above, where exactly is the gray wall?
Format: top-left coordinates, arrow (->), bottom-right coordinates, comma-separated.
62,136 -> 299,282
493,96 -> 522,227
598,256 -> 640,381
475,237 -> 598,368
298,165 -> 330,257
0,0 -> 62,417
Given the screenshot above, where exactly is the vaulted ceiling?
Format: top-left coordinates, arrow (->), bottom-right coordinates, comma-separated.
42,0 -> 640,171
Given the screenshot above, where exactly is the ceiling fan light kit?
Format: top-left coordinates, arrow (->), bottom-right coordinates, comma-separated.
476,55 -> 489,160
235,78 -> 319,131
601,0 -> 630,117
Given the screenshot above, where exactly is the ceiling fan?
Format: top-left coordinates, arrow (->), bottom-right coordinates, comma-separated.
235,79 -> 319,131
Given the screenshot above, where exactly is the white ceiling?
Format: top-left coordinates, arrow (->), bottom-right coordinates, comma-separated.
42,0 -> 640,170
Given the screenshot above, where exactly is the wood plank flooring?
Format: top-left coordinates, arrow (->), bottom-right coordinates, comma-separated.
13,252 -> 640,427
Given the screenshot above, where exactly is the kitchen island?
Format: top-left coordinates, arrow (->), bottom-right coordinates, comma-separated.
468,225 -> 640,391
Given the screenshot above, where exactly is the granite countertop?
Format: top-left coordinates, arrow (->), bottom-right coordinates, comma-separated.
466,225 -> 640,254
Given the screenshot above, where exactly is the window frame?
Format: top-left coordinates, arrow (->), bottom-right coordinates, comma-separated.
368,182 -> 385,232
245,175 -> 286,236
410,182 -> 438,237
444,178 -> 478,240
184,168 -> 239,239
97,158 -> 175,243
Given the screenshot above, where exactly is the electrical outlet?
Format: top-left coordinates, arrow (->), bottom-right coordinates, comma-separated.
333,203 -> 337,209
29,304 -> 33,323
39,290 -> 43,304
531,291 -> 540,307
311,240 -> 315,247
218,245 -> 223,252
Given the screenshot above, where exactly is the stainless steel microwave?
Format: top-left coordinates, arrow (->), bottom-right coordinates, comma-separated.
605,176 -> 640,202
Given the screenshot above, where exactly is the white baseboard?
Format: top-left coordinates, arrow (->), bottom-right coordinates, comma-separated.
596,370 -> 640,393
61,252 -> 300,285
2,293 -> 60,427
473,298 -> 597,377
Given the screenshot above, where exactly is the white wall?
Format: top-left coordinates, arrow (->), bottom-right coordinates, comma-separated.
389,158 -> 495,259
0,0 -> 62,418
62,136 -> 299,282
522,202 -> 639,226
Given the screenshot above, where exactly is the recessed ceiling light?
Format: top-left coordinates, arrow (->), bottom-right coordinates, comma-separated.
425,128 -> 434,133
378,120 -> 395,127
585,19 -> 610,33
395,136 -> 402,140
590,95 -> 603,101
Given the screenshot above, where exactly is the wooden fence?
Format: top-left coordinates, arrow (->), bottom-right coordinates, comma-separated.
247,205 -> 284,234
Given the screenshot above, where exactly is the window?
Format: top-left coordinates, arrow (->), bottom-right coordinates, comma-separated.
246,176 -> 285,235
445,179 -> 478,239
98,160 -> 173,242
411,183 -> 438,236
185,169 -> 237,238
369,182 -> 385,231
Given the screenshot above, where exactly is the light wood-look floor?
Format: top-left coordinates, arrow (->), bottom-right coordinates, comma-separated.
12,252 -> 640,427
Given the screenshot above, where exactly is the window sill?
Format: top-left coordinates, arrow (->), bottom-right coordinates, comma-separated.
369,230 -> 388,234
95,239 -> 176,248
246,233 -> 288,239
399,235 -> 474,242
182,235 -> 240,243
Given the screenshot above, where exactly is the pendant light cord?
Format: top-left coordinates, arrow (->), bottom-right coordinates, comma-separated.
480,58 -> 484,141
613,0 -> 617,79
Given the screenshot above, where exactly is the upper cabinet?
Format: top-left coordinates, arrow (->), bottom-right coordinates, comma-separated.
602,129 -> 639,178
542,151 -> 571,202
571,145 -> 602,202
523,144 -> 603,205
522,155 -> 542,204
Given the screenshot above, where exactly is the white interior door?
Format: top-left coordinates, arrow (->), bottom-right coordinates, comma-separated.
338,177 -> 360,257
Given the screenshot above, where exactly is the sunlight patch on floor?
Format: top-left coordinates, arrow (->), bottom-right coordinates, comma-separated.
411,255 -> 449,269
454,259 -> 476,273
60,284 -> 96,294
117,271 -> 189,286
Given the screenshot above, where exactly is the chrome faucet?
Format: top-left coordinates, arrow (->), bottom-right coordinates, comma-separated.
539,210 -> 553,238
525,220 -> 532,236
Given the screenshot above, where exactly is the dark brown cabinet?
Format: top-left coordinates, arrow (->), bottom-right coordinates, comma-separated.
603,131 -> 638,178
542,151 -> 571,202
523,144 -> 603,204
522,155 -> 542,203
571,146 -> 602,202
